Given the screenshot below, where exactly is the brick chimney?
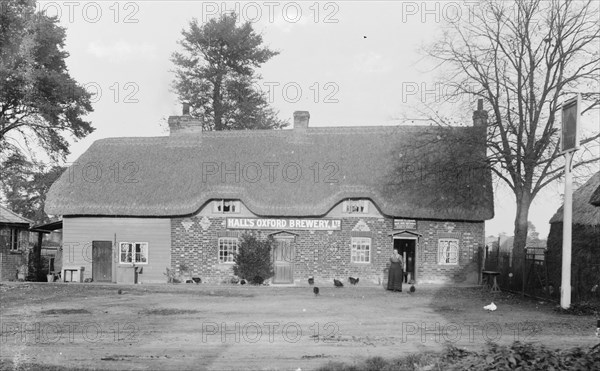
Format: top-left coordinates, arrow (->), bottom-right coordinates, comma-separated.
293,111 -> 310,129
168,104 -> 202,136
473,99 -> 488,127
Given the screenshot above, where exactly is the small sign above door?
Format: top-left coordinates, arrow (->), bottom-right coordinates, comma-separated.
394,219 -> 417,230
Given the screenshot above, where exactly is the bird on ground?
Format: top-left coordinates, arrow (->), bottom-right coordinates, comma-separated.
349,277 -> 359,285
117,289 -> 123,295
483,302 -> 497,311
192,277 -> 202,284
333,279 -> 344,288
409,285 -> 416,293
308,277 -> 314,285
313,287 -> 319,296
240,279 -> 247,285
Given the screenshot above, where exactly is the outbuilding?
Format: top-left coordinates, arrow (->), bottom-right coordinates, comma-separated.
45,104 -> 494,285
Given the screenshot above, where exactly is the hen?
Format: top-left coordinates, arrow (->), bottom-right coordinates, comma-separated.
333,279 -> 344,288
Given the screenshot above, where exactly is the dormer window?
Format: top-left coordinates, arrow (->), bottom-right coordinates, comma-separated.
214,199 -> 240,214
342,199 -> 369,214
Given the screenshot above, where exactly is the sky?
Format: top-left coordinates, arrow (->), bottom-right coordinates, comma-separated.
32,0 -> 599,238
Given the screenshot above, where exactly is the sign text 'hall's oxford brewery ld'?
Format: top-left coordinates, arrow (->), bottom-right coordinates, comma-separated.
45,103 -> 493,285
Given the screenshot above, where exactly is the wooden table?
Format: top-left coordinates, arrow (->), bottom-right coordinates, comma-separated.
482,271 -> 501,292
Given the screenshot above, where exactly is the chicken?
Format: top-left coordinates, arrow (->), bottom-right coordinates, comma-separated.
313,287 -> 319,296
240,279 -> 247,285
483,302 -> 497,311
192,277 -> 202,284
348,277 -> 359,285
333,279 -> 344,287
308,277 -> 314,286
409,285 -> 415,293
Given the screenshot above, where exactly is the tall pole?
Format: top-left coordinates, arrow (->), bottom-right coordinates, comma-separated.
560,150 -> 573,309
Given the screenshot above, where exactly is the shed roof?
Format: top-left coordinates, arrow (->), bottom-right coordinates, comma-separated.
0,205 -> 32,226
45,125 -> 494,221
550,172 -> 600,226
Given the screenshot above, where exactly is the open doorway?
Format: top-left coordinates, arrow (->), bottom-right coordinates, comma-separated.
393,238 -> 416,283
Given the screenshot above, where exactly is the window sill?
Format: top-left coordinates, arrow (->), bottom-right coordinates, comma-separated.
8,251 -> 23,255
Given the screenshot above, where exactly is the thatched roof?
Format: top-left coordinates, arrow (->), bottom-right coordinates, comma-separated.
550,172 -> 600,226
0,205 -> 32,226
45,125 -> 494,221
590,183 -> 600,207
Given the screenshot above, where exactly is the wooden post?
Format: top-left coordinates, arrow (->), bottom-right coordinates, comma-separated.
35,232 -> 43,280
561,150 -> 573,309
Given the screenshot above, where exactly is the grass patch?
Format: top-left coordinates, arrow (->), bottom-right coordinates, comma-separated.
317,353 -> 439,371
40,309 -> 91,315
554,301 -> 600,316
142,308 -> 202,316
317,342 -> 600,371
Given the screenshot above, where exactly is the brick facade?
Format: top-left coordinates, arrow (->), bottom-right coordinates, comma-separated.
170,215 -> 484,285
0,227 -> 29,281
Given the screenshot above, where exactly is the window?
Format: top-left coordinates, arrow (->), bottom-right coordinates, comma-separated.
214,200 -> 240,214
343,199 -> 369,214
438,239 -> 459,265
119,242 -> 149,264
8,228 -> 21,252
218,237 -> 239,263
351,237 -> 371,263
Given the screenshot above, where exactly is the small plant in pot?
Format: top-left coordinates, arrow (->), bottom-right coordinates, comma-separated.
17,264 -> 27,281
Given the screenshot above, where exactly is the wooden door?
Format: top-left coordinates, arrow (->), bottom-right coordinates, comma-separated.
272,237 -> 294,284
92,241 -> 113,282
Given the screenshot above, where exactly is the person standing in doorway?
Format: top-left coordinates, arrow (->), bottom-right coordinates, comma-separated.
387,248 -> 403,292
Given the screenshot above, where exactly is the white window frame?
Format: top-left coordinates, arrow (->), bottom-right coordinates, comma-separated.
351,237 -> 371,263
438,239 -> 459,265
9,228 -> 19,251
213,200 -> 241,214
218,237 -> 239,264
342,199 -> 369,214
119,242 -> 149,264
7,228 -> 25,252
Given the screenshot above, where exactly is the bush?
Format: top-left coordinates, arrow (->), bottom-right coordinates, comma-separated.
26,249 -> 47,282
233,234 -> 274,285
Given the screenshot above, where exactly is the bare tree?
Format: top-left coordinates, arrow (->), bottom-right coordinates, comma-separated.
424,0 -> 599,262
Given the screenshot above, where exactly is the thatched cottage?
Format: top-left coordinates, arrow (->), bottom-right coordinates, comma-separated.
547,172 -> 600,300
45,104 -> 493,285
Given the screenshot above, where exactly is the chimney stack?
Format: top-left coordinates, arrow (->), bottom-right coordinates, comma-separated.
293,111 -> 310,129
473,99 -> 488,127
168,104 -> 202,136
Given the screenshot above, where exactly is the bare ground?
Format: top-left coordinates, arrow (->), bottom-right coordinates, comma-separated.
0,282 -> 596,370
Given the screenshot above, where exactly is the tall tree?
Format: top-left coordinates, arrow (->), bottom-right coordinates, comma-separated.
0,0 -> 94,162
171,13 -> 287,130
423,0 -> 599,263
1,152 -> 64,224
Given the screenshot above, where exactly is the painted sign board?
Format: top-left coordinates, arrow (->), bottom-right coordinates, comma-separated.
394,219 -> 417,230
226,218 -> 342,231
561,95 -> 580,153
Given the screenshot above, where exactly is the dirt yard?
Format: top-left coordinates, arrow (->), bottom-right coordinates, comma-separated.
0,281 -> 597,370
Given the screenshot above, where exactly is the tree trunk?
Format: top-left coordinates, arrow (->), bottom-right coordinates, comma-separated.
512,190 -> 532,294
213,75 -> 223,130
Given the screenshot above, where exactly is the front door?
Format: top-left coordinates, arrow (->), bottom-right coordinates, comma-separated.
394,238 -> 416,282
272,236 -> 295,284
92,241 -> 112,282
